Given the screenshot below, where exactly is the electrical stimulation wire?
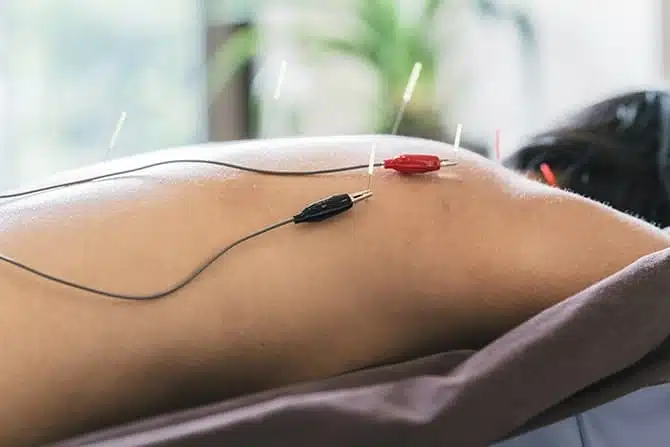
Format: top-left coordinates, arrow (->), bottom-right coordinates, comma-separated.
0,218 -> 294,300
0,154 -> 459,200
0,159 -> 386,200
0,190 -> 372,300
0,152 -> 460,300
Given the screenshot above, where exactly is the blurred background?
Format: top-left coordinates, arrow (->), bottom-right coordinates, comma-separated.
0,0 -> 666,189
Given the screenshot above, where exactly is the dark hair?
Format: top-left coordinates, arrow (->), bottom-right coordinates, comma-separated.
504,90 -> 670,227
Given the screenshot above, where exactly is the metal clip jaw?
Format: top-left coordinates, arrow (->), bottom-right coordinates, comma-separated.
440,160 -> 458,167
350,189 -> 373,204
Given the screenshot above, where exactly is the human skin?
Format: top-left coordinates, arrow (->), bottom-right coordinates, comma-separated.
0,135 -> 668,445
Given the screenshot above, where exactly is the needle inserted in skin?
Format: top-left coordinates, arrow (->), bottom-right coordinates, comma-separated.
273,60 -> 287,100
495,128 -> 501,161
454,123 -> 462,150
390,62 -> 423,135
540,162 -> 557,186
367,144 -> 376,189
403,62 -> 423,104
106,111 -> 126,159
368,62 -> 424,189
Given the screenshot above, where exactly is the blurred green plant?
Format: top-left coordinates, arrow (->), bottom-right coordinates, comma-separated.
207,26 -> 259,105
307,0 -> 447,139
208,0 -> 536,142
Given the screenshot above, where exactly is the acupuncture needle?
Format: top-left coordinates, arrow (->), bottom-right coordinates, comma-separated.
105,111 -> 126,159
367,62 -> 423,189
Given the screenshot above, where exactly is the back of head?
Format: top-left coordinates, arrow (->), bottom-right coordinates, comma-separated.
505,90 -> 670,227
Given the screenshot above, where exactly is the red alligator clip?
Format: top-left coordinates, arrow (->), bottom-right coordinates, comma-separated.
383,154 -> 442,174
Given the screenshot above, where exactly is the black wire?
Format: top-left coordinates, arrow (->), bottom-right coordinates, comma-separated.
2,217 -> 294,300
0,159 -> 385,199
0,158 -> 379,300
